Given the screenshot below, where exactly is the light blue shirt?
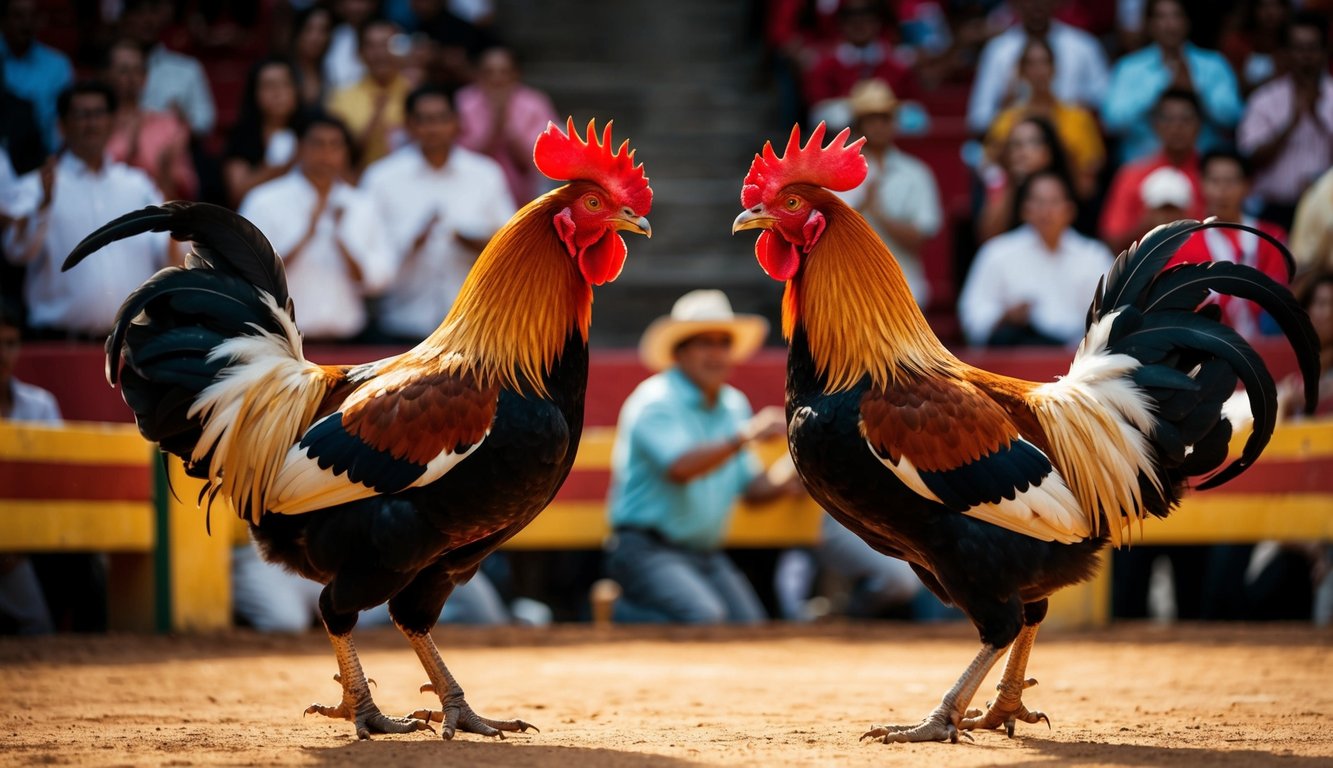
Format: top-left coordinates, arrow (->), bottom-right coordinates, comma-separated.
607,367 -> 761,550
1102,43 -> 1242,164
0,37 -> 73,152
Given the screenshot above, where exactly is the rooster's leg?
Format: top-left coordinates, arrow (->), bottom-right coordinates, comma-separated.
960,623 -> 1049,737
304,631 -> 433,739
861,643 -> 1005,744
399,627 -> 537,740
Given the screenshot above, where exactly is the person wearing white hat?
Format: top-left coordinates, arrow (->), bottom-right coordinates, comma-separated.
603,289 -> 799,624
833,78 -> 941,309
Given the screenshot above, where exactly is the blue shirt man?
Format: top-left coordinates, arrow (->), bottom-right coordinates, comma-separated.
604,289 -> 796,624
0,0 -> 73,152
1101,0 -> 1242,163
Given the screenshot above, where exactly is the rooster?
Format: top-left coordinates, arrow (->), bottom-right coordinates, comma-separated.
732,124 -> 1320,744
62,118 -> 652,741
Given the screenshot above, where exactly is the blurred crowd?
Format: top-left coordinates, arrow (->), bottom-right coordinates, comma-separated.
1,0 -> 1331,632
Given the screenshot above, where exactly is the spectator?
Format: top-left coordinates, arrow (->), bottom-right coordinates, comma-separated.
238,111 -> 392,342
0,0 -> 73,153
958,169 -> 1113,347
328,18 -> 412,172
222,57 -> 301,208
802,0 -> 920,127
1168,149 -> 1290,340
104,39 -> 197,201
976,115 -> 1072,244
288,5 -> 334,108
1236,11 -> 1333,231
455,46 -> 559,205
1289,165 -> 1333,276
604,289 -> 801,624
966,0 -> 1108,137
119,0 -> 217,137
982,36 -> 1105,202
1219,0 -> 1291,96
1102,0 -> 1242,164
323,0 -> 379,93
809,513 -> 924,620
0,300 -> 59,635
360,85 -> 515,343
1100,88 -> 1206,255
0,59 -> 45,175
1278,271 -> 1333,419
833,78 -> 940,308
4,81 -> 172,341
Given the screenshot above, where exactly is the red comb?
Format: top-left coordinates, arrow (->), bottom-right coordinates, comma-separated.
534,117 -> 652,214
741,122 -> 867,208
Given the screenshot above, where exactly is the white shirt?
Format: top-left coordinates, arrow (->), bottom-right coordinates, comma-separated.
143,44 -> 216,135
360,144 -> 516,338
966,21 -> 1110,134
7,379 -> 61,423
239,171 -> 393,340
4,153 -> 168,335
323,24 -> 365,93
833,146 -> 941,307
957,224 -> 1113,346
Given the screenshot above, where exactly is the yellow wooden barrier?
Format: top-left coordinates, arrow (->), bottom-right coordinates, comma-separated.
5,420 -> 1330,632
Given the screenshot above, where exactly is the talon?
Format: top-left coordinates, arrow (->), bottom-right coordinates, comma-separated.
420,682 -> 435,694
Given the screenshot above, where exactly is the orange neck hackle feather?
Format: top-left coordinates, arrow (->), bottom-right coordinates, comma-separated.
413,189 -> 593,396
787,193 -> 960,392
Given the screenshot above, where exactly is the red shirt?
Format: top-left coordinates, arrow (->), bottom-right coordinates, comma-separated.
802,39 -> 919,105
1099,153 -> 1205,249
1168,217 -> 1290,339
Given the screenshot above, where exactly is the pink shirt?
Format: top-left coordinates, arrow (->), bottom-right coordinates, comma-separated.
1238,75 -> 1333,205
455,83 -> 559,205
106,110 -> 197,200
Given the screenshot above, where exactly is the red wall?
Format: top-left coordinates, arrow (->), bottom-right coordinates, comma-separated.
17,340 -> 1305,428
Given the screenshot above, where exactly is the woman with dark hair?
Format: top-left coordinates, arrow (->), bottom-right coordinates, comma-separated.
984,36 -> 1104,200
975,114 -> 1071,243
288,4 -> 333,108
222,57 -> 301,207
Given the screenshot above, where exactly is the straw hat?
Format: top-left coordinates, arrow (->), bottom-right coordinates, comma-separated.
639,289 -> 770,372
849,78 -> 899,119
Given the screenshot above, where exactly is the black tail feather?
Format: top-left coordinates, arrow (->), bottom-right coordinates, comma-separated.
63,202 -> 297,464
1090,218 -> 1321,495
62,201 -> 289,307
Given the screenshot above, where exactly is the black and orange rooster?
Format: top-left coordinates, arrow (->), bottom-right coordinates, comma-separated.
732,124 -> 1320,743
62,119 -> 651,740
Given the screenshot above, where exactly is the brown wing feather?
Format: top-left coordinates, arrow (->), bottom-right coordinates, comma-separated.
342,368 -> 499,465
861,375 -> 1015,470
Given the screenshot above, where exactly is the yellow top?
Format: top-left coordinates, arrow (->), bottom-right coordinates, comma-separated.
327,75 -> 412,170
985,101 -> 1106,176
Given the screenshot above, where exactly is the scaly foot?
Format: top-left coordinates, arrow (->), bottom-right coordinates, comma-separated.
959,677 -> 1050,737
411,682 -> 538,740
860,705 -> 970,744
305,673 -> 433,740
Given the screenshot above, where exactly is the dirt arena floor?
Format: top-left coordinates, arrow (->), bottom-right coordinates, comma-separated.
2,622 -> 1330,767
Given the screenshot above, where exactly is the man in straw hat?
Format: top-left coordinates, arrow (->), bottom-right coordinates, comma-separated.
602,289 -> 800,624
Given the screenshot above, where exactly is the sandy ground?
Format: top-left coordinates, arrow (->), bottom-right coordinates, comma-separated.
1,622 -> 1330,768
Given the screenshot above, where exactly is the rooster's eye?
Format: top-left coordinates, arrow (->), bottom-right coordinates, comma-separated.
585,196 -> 602,211
785,197 -> 800,210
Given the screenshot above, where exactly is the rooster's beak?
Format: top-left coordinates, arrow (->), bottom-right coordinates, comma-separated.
732,207 -> 774,234
614,211 -> 652,239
